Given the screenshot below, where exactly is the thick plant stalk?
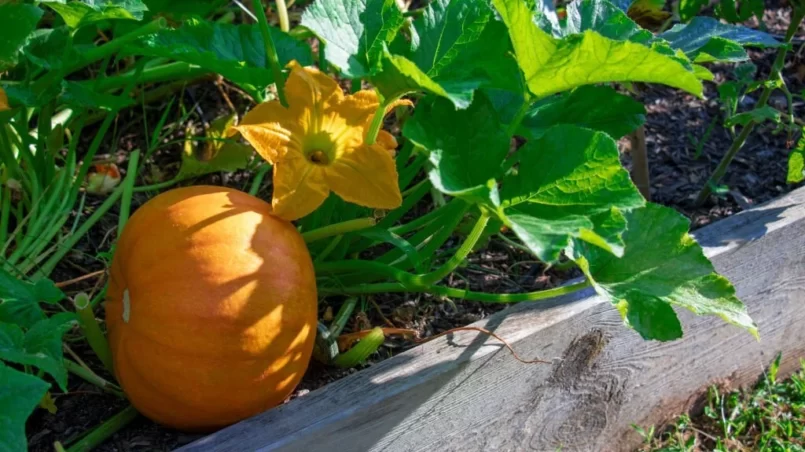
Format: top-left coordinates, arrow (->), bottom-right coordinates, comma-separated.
630,125 -> 651,200
252,0 -> 288,106
66,405 -> 139,452
74,293 -> 114,373
694,9 -> 805,206
275,0 -> 290,32
302,218 -> 377,243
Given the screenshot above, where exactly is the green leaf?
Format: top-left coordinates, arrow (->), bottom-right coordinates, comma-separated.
411,0 -> 492,77
403,93 -> 508,203
129,19 -> 313,94
679,0 -> 708,22
0,270 -> 64,329
787,127 -> 805,184
521,85 -> 645,140
499,125 -> 645,262
22,27 -> 80,71
177,114 -> 253,180
574,203 -> 757,341
43,0 -> 148,28
492,0 -> 702,98
659,17 -> 780,62
725,105 -> 781,127
301,0 -> 404,78
0,3 -> 43,71
372,49 -> 481,109
142,0 -> 228,20
564,0 -> 652,42
0,363 -> 49,452
0,313 -> 76,391
61,81 -> 134,111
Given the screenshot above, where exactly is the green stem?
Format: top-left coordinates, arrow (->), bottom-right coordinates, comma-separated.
329,297 -> 357,336
506,95 -> 532,137
63,359 -> 124,398
74,293 -> 114,374
88,62 -> 209,92
417,213 -> 489,285
321,280 -> 592,303
365,93 -> 398,145
35,19 -> 166,93
331,327 -> 384,368
303,218 -> 376,243
275,0 -> 290,32
118,150 -> 140,238
132,176 -> 188,192
694,9 -> 804,206
39,184 -> 124,276
249,164 -> 272,196
66,405 -> 139,452
252,0 -> 288,106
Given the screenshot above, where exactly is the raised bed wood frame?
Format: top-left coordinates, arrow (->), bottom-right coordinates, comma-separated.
181,186 -> 805,452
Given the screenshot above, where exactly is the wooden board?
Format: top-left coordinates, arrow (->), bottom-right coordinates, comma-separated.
181,187 -> 805,452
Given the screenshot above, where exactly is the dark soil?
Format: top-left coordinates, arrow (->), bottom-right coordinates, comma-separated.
25,3 -> 805,451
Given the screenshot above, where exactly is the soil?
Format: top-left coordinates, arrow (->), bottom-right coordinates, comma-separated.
24,2 -> 805,451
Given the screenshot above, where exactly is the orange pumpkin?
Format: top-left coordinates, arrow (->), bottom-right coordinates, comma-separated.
105,186 -> 317,431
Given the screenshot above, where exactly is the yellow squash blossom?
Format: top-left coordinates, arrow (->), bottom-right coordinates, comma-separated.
231,61 -> 409,221
0,87 -> 9,111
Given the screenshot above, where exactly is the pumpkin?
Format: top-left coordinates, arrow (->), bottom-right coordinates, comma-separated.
105,186 -> 317,431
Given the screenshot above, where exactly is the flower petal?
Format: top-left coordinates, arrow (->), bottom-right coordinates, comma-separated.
334,90 -> 380,127
376,130 -> 398,152
272,151 -> 330,220
231,101 -> 302,163
285,61 -> 343,131
325,144 -> 403,210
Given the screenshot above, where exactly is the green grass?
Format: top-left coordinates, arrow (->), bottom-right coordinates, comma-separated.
637,356 -> 805,452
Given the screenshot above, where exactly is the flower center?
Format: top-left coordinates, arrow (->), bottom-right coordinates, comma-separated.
307,150 -> 330,165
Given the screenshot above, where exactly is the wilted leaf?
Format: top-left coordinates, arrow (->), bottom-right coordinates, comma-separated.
0,3 -> 43,71
87,163 -> 122,195
177,114 -> 252,180
627,0 -> 670,30
301,0 -> 404,78
0,364 -> 49,452
574,203 -> 756,341
0,88 -> 8,112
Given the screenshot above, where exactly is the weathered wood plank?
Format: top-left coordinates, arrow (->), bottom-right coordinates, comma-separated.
181,186 -> 805,452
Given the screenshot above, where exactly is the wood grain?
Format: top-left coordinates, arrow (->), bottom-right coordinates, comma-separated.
181,186 -> 805,452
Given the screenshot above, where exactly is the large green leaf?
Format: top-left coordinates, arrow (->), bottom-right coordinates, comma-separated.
0,364 -> 49,452
142,0 -> 227,20
492,0 -> 702,98
0,313 -> 76,391
43,0 -> 148,28
0,270 -> 64,329
659,17 -> 780,62
403,94 -> 508,203
411,0 -> 492,77
129,19 -> 313,93
574,203 -> 757,341
0,3 -> 43,71
563,0 -> 651,42
301,0 -> 404,78
499,125 -> 644,262
520,85 -> 645,140
371,49 -> 481,109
